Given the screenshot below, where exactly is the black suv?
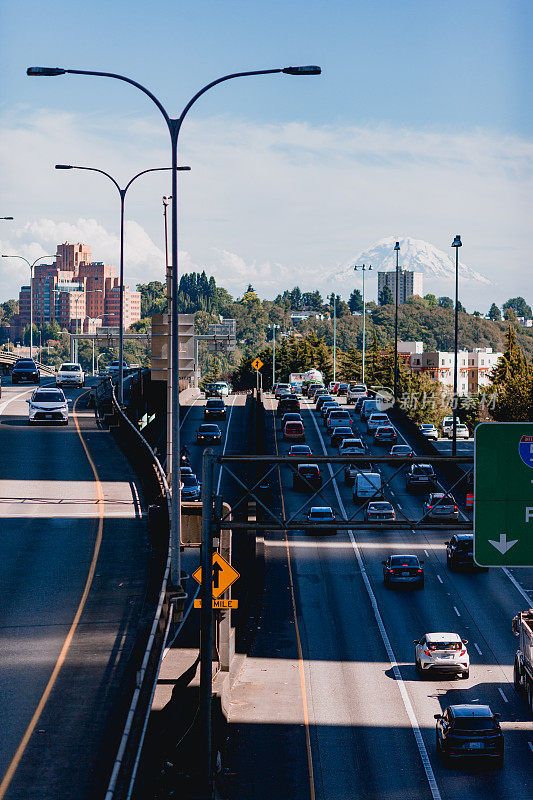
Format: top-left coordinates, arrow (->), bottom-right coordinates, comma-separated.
292,463 -> 322,491
277,396 -> 300,417
406,463 -> 437,493
435,705 -> 503,767
203,383 -> 221,398
12,359 -> 40,384
204,398 -> 226,420
445,533 -> 487,571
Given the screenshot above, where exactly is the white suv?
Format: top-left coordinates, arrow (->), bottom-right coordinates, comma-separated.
414,632 -> 470,679
56,362 -> 84,388
347,383 -> 367,405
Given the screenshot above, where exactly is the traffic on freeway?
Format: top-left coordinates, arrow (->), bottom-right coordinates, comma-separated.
224,386 -> 533,800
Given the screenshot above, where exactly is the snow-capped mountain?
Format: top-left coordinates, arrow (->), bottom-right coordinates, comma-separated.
328,236 -> 493,292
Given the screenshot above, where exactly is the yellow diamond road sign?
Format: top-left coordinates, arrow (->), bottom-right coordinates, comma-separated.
251,357 -> 263,371
192,552 -> 240,599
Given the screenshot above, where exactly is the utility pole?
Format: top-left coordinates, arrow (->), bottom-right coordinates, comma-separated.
354,264 -> 372,384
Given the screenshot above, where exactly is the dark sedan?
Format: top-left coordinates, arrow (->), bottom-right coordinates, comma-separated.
196,423 -> 222,444
287,444 -> 313,464
446,533 -> 487,571
344,461 -> 373,486
336,383 -> 349,396
11,359 -> 40,384
330,426 -> 355,448
406,463 -> 437,493
374,425 -> 397,445
293,463 -> 322,491
435,705 -> 503,767
382,554 -> 424,588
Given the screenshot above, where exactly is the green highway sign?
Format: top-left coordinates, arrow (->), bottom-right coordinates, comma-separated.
474,422 -> 533,567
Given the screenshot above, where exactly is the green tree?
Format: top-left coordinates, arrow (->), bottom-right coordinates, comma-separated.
438,296 -> 454,310
503,296 -> 532,319
424,294 -> 438,306
489,325 -> 533,421
488,303 -> 501,321
348,289 -> 363,313
378,285 -> 394,306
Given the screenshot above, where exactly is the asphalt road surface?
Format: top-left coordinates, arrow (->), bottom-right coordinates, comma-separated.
0,376 -> 150,800
226,391 -> 533,800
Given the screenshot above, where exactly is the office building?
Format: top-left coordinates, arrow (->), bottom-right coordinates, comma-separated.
377,270 -> 423,304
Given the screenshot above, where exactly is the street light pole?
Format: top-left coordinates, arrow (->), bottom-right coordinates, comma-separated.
354,264 -> 372,384
393,241 -> 401,404
333,293 -> 337,382
268,323 -> 279,385
451,235 -> 462,458
1,254 -> 56,358
55,164 -> 186,405
29,63 -> 321,795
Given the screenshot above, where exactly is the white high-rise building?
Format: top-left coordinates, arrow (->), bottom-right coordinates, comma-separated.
377,270 -> 423,303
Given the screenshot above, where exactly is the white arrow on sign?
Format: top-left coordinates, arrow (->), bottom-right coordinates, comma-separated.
488,534 -> 519,554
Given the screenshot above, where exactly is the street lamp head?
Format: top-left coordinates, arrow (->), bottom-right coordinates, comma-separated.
1,217 -> 14,220
368,265 -> 373,271
394,241 -> 400,251
282,65 -> 322,75
27,67 -> 66,76
451,235 -> 462,248
55,164 -> 73,170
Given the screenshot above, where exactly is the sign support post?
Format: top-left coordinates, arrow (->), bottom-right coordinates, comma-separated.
199,449 -> 215,797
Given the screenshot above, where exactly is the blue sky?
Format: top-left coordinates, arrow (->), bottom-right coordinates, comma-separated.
0,0 -> 531,308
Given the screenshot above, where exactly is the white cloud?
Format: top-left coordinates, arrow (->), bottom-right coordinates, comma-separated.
1,108 -> 532,308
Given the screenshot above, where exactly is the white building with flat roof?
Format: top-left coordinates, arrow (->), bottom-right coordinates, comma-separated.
402,342 -> 501,395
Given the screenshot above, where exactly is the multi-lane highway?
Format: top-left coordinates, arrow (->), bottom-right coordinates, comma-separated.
227,391 -> 533,800
0,375 -> 150,800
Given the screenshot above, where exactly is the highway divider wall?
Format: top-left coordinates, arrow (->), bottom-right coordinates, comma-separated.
94,376 -> 173,800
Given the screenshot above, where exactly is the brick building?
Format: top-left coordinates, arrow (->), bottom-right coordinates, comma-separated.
17,242 -> 141,334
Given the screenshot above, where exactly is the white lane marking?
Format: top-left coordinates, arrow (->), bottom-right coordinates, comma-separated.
179,395 -> 199,429
498,688 -> 509,703
502,567 -> 533,606
216,395 -> 237,494
437,574 -> 443,584
424,550 -> 429,557
528,742 -> 533,754
474,643 -> 483,656
305,400 -> 442,800
453,606 -> 461,617
0,380 -> 55,415
397,503 -> 402,510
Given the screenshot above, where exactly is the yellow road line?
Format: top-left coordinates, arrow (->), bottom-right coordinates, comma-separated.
0,391 -> 104,798
269,397 -> 316,800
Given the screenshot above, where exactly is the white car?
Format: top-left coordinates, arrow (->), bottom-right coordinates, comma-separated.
214,381 -> 230,397
27,387 -> 70,425
347,383 -> 367,404
420,423 -> 438,441
56,362 -> 84,388
447,423 -> 469,440
366,412 -> 389,433
338,437 -> 365,456
442,415 -> 454,435
414,632 -> 470,679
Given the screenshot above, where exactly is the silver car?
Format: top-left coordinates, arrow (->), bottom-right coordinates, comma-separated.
422,493 -> 459,522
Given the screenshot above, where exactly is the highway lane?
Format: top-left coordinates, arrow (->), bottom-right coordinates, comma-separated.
0,376 -> 150,800
248,392 -> 532,800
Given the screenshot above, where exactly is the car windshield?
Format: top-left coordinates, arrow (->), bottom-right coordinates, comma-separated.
16,360 -> 36,367
33,391 -> 63,402
415,465 -> 434,475
181,475 -> 198,487
453,717 -> 496,731
300,466 -> 319,475
456,540 -> 473,552
290,446 -> 310,454
427,641 -> 461,651
200,425 -> 219,432
207,400 -> 224,407
369,503 -> 391,511
61,364 -> 81,371
311,510 -> 333,519
393,446 -> 410,453
390,556 -> 419,567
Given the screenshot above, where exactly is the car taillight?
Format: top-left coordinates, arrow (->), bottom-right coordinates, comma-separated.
427,505 -> 432,510
454,505 -> 458,512
424,649 -> 431,657
417,568 -> 423,573
460,649 -> 466,656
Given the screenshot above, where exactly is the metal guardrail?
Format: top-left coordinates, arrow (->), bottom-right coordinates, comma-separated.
94,377 -> 174,800
0,350 -> 56,376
